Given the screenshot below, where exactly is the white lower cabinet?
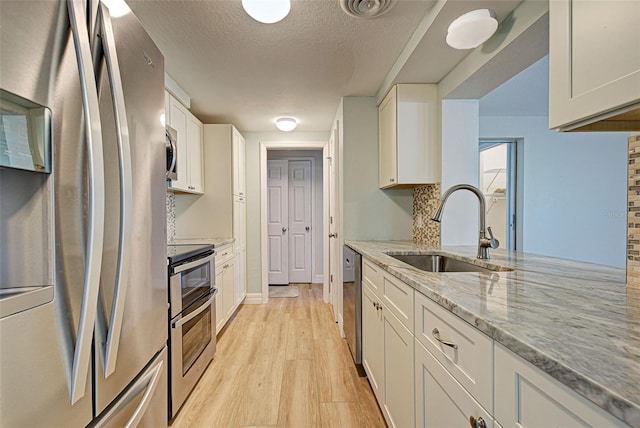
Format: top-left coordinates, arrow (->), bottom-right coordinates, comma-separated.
215,244 -> 237,334
415,339 -> 495,428
233,248 -> 246,306
362,283 -> 383,402
362,257 -> 626,428
494,343 -> 627,428
362,274 -> 414,428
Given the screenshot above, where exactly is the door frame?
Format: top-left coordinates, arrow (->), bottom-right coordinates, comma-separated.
260,141 -> 329,304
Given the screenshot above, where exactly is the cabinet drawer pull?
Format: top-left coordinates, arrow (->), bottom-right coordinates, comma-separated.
469,416 -> 486,428
432,328 -> 458,349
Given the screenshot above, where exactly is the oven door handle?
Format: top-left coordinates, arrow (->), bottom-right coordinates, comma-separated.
171,289 -> 217,329
172,253 -> 214,275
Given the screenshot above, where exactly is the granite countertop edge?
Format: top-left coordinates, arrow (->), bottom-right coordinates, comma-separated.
168,237 -> 235,248
345,240 -> 640,427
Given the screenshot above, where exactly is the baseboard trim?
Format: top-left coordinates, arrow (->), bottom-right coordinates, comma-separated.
313,274 -> 324,283
243,293 -> 263,304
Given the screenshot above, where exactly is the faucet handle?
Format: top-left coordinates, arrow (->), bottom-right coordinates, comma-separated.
487,227 -> 500,249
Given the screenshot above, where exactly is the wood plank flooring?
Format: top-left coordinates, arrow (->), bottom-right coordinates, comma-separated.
171,283 -> 386,428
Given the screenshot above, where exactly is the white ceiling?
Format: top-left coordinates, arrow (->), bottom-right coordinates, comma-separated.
128,0 -> 524,132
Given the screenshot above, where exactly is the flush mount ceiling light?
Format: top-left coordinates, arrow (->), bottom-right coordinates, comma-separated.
276,117 -> 297,132
341,0 -> 395,19
446,9 -> 498,50
242,0 -> 291,24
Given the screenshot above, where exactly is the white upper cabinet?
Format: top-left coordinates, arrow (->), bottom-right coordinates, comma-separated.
166,91 -> 204,194
378,84 -> 439,189
549,0 -> 640,131
231,127 -> 246,197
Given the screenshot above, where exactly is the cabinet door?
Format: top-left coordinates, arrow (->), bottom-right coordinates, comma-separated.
234,249 -> 246,306
232,128 -> 245,196
168,96 -> 189,191
215,266 -> 224,334
233,196 -> 246,251
549,0 -> 640,130
415,340 -> 494,428
382,306 -> 414,428
222,260 -> 235,319
362,284 -> 383,403
186,116 -> 203,193
494,344 -> 627,428
378,86 -> 397,188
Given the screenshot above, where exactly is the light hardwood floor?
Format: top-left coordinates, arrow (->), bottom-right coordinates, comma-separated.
171,283 -> 386,428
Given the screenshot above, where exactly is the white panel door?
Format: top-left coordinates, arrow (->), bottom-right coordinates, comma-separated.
267,160 -> 289,284
288,160 -> 312,283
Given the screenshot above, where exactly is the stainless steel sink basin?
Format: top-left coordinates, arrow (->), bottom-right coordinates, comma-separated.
388,254 -> 512,274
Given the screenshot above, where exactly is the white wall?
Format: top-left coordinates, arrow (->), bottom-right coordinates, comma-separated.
480,116 -> 627,268
342,97 -> 413,240
440,100 -> 481,246
244,132 -> 329,294
266,149 -> 324,283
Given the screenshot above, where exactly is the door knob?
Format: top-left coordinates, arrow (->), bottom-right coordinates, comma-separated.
329,233 -> 337,238
305,226 -> 310,231
282,227 -> 288,233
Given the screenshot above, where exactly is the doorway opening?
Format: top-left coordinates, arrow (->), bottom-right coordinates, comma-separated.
260,142 -> 329,304
478,140 -> 518,251
267,153 -> 320,286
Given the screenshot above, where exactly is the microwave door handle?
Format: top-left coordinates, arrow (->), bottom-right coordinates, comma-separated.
92,3 -> 134,379
171,289 -> 217,329
167,138 -> 176,177
67,0 -> 106,405
172,253 -> 215,274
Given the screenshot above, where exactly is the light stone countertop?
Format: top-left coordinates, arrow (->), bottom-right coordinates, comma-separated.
169,237 -> 234,248
346,240 -> 640,427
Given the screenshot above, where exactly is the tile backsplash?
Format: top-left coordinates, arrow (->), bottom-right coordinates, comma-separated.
628,135 -> 640,288
413,183 -> 441,247
166,193 -> 176,243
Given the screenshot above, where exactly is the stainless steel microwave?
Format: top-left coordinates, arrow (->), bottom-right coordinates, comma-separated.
166,125 -> 177,180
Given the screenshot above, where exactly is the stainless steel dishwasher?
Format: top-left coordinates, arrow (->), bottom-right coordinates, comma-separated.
343,245 -> 366,377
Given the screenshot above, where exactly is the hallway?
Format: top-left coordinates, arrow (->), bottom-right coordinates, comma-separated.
171,283 -> 386,427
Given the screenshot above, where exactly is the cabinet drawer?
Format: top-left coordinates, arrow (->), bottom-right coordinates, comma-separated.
415,292 -> 493,411
215,245 -> 234,267
494,343 -> 628,428
415,339 -> 494,428
363,258 -> 382,293
381,273 -> 414,333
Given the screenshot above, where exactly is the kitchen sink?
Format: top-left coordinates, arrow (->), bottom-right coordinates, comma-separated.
387,254 -> 512,274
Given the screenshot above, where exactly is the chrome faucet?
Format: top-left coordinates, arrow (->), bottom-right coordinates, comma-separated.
431,184 -> 499,260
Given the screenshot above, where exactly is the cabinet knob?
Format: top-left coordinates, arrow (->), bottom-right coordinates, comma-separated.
469,416 -> 486,428
389,178 -> 395,183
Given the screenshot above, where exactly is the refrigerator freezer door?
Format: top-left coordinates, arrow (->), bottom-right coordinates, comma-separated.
92,4 -> 168,416
92,347 -> 168,428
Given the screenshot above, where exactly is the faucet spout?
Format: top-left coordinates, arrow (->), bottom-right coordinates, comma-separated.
430,184 -> 499,259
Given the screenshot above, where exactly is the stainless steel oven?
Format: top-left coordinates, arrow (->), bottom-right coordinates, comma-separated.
167,244 -> 216,420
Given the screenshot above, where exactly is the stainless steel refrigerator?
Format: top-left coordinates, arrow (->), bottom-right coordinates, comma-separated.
0,0 -> 168,426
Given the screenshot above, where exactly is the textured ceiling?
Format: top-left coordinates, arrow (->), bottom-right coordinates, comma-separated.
128,0 -> 525,132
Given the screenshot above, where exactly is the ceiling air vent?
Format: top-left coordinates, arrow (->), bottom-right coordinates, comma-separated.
340,0 -> 395,18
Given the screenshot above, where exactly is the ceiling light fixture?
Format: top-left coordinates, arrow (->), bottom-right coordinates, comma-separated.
446,9 -> 498,50
242,0 -> 291,24
276,117 -> 297,132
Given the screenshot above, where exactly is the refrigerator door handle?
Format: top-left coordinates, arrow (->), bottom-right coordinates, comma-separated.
93,2 -> 133,380
93,358 -> 164,428
67,0 -> 106,405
